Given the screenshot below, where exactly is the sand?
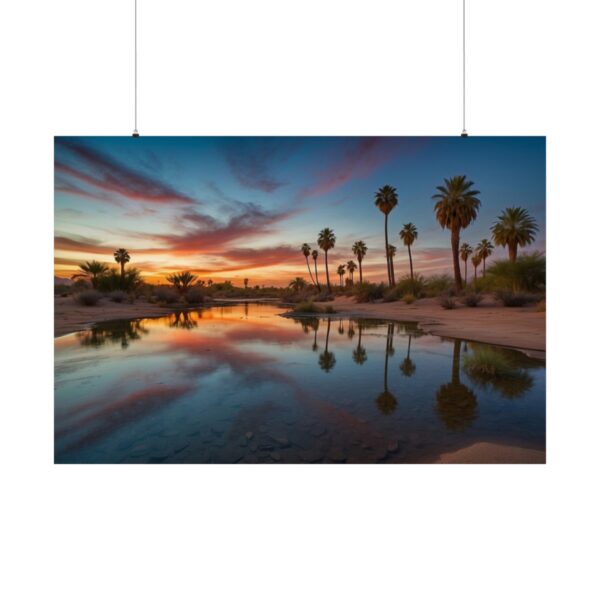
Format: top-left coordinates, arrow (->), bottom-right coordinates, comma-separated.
436,442 -> 545,464
318,295 -> 545,355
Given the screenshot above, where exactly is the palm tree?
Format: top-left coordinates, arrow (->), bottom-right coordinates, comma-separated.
399,223 -> 418,283
352,240 -> 368,284
311,249 -> 321,292
374,185 -> 399,286
386,244 -> 397,286
336,264 -> 346,287
400,334 -> 416,377
243,278 -> 249,289
459,243 -> 473,285
432,175 -> 481,289
301,243 -> 316,286
318,318 -> 336,372
288,277 -> 307,292
113,248 -> 131,281
471,254 -> 482,282
166,271 -> 198,294
475,239 -> 494,276
317,228 -> 336,292
71,260 -> 109,289
352,322 -> 367,365
346,260 -> 357,284
376,324 -> 397,415
491,207 -> 538,262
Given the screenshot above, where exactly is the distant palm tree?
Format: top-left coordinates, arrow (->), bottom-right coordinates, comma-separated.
433,175 -> 481,289
386,244 -> 397,286
375,185 -> 399,286
337,264 -> 346,287
352,240 -> 368,284
288,277 -> 307,292
475,239 -> 494,276
346,260 -> 357,283
317,228 -> 336,292
311,249 -> 321,291
491,207 -> 538,262
472,254 -> 482,282
243,278 -> 249,289
301,243 -> 316,286
113,248 -> 131,281
459,243 -> 473,285
71,260 -> 109,289
399,223 -> 418,283
207,279 -> 213,287
166,271 -> 198,294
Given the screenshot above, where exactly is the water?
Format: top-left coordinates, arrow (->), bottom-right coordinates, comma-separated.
54,303 -> 545,463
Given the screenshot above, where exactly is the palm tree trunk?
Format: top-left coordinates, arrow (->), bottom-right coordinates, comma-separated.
390,255 -> 395,286
451,228 -> 462,289
314,258 -> 321,291
509,243 -> 517,262
325,250 -> 331,292
358,259 -> 363,284
305,256 -> 315,286
120,262 -> 125,280
384,213 -> 391,286
482,257 -> 486,277
408,244 -> 414,281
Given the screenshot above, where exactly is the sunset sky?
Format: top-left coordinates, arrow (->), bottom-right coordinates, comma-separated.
54,136 -> 545,286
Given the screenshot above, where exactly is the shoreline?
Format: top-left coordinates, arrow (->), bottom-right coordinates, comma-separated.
54,296 -> 545,356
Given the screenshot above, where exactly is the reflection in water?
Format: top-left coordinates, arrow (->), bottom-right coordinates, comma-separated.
55,303 -> 545,463
76,320 -> 148,349
436,339 -> 478,431
376,324 -> 397,415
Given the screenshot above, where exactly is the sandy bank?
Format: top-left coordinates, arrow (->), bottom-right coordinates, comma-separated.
436,442 -> 545,464
316,296 -> 545,355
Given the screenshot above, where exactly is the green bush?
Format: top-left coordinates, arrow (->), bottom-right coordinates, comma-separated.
155,288 -> 179,304
403,293 -> 416,304
423,274 -> 454,297
495,290 -> 536,307
353,282 -> 385,303
461,293 -> 483,307
76,291 -> 102,306
294,301 -> 320,313
108,290 -> 129,303
486,252 -> 545,292
440,296 -> 456,310
185,287 -> 204,304
382,286 -> 402,303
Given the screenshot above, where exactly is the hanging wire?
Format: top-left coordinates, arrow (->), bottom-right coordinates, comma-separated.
461,0 -> 468,136
133,0 -> 139,137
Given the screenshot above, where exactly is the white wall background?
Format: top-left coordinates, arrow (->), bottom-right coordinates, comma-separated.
1,1 -> 599,599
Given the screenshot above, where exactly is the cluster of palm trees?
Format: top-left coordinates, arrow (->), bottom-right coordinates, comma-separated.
72,248 -> 137,290
300,177 -> 539,292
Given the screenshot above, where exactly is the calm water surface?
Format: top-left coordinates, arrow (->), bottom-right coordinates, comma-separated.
54,303 -> 545,463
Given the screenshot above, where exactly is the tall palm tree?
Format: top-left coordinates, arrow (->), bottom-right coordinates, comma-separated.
113,248 -> 131,281
475,239 -> 494,276
346,260 -> 357,284
311,249 -> 321,291
166,271 -> 198,294
352,240 -> 368,284
432,175 -> 481,289
71,260 -> 109,289
317,228 -> 336,292
337,264 -> 346,287
374,185 -> 399,286
491,207 -> 538,262
472,254 -> 482,282
386,244 -> 397,287
459,243 -> 473,285
301,243 -> 316,286
399,223 -> 418,283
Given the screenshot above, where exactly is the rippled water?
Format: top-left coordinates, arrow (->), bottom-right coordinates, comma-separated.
54,303 -> 545,463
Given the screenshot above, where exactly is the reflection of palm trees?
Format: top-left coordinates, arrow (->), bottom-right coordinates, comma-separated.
352,322 -> 367,365
77,320 -> 148,349
169,311 -> 198,329
347,321 -> 355,340
338,320 -> 345,335
376,324 -> 397,415
310,319 -> 320,352
400,334 -> 416,377
435,339 -> 477,430
318,318 -> 336,372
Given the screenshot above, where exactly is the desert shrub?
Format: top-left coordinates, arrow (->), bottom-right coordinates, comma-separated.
461,293 -> 483,307
71,279 -> 91,292
536,299 -> 546,312
324,305 -> 336,314
495,290 -> 536,307
486,252 -> 545,292
96,267 -> 144,293
54,284 -> 71,296
155,287 -> 179,304
382,286 -> 402,303
439,295 -> 456,310
423,274 -> 454,297
294,301 -> 320,313
108,290 -> 129,303
185,287 -> 204,304
403,293 -> 416,304
76,291 -> 102,306
398,274 -> 425,297
353,282 -> 385,303
312,291 -> 334,302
